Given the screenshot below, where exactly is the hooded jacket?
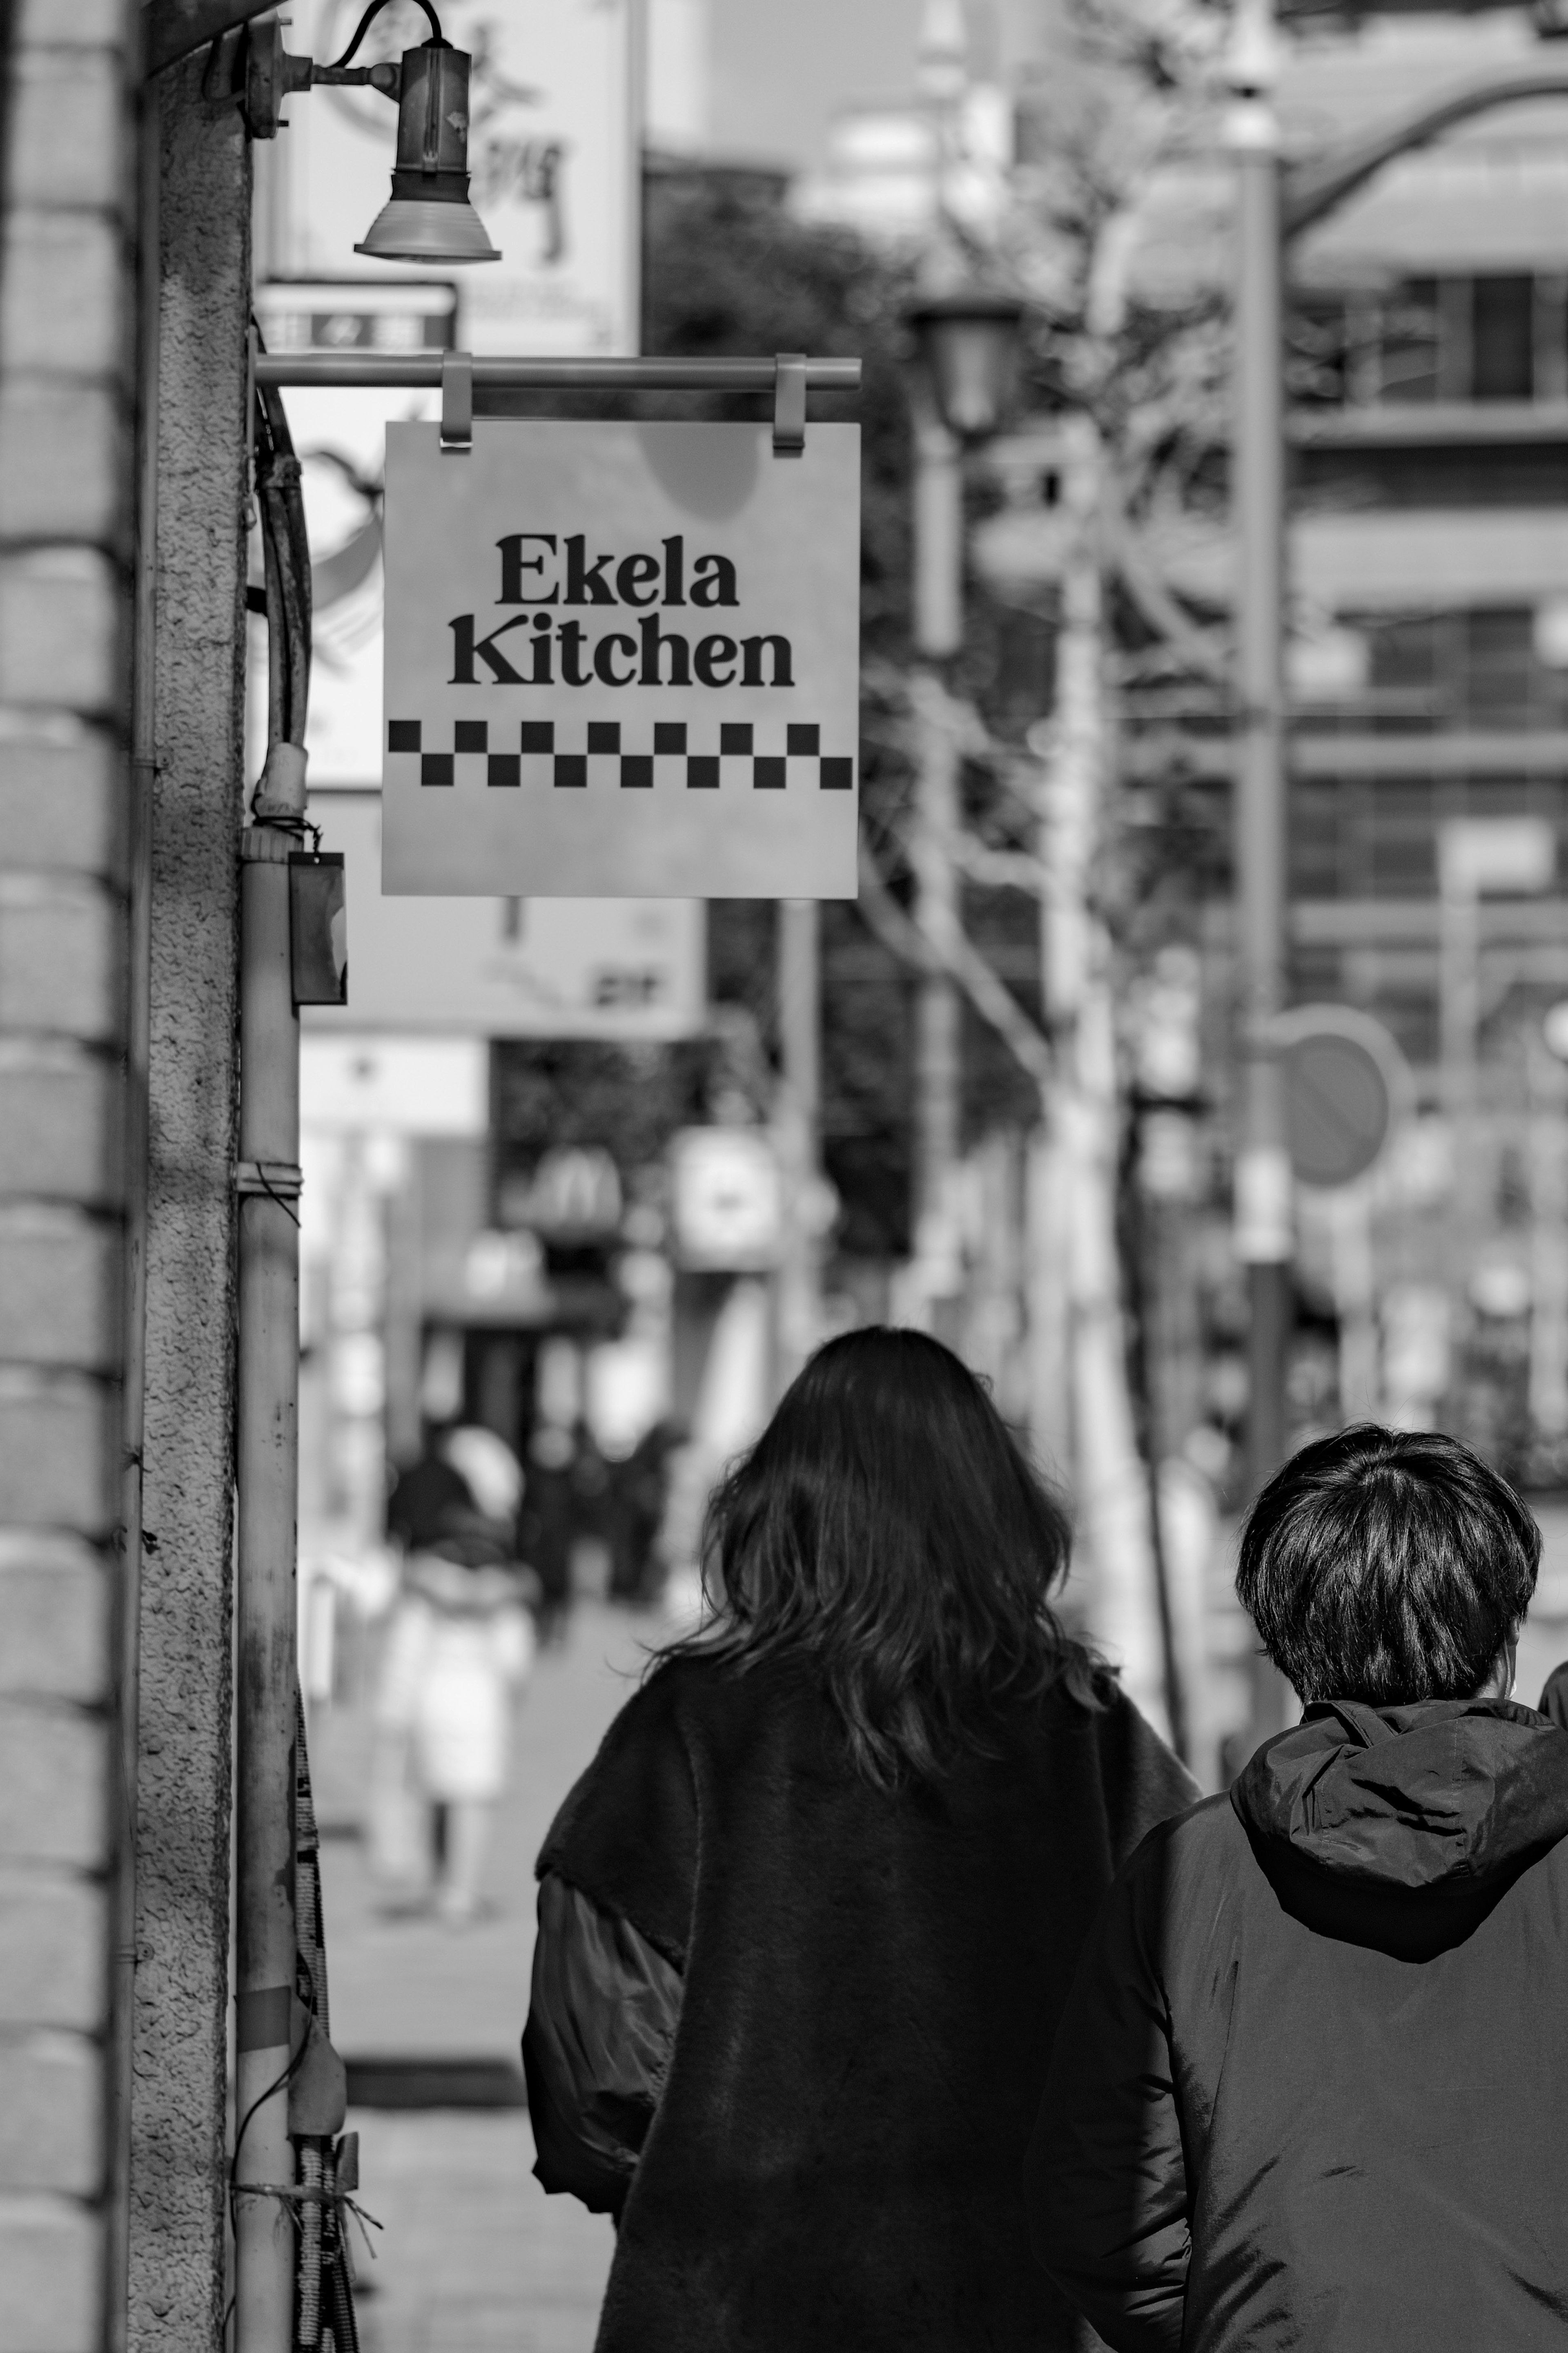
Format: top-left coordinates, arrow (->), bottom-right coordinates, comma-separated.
1027,1697 -> 1568,2353
524,1648 -> 1196,2353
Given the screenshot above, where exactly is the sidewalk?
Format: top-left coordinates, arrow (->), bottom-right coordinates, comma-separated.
311,1598 -> 658,2353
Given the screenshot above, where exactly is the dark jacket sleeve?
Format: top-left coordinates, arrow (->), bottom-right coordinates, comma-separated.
1025,1823 -> 1189,2353
523,1871 -> 684,2218
1541,1661 -> 1568,1732
537,1663 -> 700,1969
1097,1687 -> 1203,1869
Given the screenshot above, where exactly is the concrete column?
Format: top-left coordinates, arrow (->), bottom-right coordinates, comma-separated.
0,0 -> 141,2345
127,44 -> 251,2353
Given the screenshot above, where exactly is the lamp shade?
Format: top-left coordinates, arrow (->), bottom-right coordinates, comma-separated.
356,195 -> 499,264
355,41 -> 500,265
909,290 -> 1025,442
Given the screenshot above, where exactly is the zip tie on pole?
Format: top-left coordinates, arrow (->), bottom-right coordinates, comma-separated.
234,1160 -> 303,1196
234,1160 -> 303,1228
234,2182 -> 384,2256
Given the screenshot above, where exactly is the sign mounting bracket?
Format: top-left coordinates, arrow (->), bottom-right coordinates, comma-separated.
772,355 -> 807,457
439,352 -> 473,454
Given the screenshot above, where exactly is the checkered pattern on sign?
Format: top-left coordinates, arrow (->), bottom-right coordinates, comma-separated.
387,718 -> 854,793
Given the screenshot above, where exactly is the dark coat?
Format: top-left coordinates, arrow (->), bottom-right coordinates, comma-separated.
531,1648 -> 1194,2353
1028,1697 -> 1568,2353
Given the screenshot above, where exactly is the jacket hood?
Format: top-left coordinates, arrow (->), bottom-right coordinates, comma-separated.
1234,1697 -> 1568,1897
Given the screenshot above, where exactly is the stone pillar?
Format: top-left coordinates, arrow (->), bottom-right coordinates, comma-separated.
127,41 -> 251,2353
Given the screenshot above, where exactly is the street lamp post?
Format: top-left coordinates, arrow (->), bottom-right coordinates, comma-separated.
906,292 -> 1023,1270
1226,0 -> 1294,1510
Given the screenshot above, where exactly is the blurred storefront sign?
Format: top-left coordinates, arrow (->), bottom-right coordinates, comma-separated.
299,1035 -> 488,1133
670,1128 -> 782,1271
252,282 -> 453,787
379,421 -> 862,899
256,0 -> 645,783
522,1149 -> 625,1242
304,792 -> 704,1039
259,0 -> 641,359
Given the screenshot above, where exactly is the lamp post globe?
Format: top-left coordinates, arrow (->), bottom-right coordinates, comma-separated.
908,289 -> 1025,443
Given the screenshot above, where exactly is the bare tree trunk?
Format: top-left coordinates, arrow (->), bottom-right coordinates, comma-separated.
1036,418 -> 1169,1734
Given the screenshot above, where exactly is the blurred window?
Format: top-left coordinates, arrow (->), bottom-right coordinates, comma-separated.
1379,278 -> 1440,404
1472,277 -> 1535,402
1290,274 -> 1568,406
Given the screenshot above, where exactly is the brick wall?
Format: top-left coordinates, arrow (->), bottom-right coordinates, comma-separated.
0,0 -> 139,2346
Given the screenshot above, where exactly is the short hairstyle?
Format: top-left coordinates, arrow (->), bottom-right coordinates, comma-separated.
657,1326 -> 1102,1788
1236,1425 -> 1540,1706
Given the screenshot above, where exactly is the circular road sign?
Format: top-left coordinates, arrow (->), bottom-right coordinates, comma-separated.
1275,1006 -> 1412,1191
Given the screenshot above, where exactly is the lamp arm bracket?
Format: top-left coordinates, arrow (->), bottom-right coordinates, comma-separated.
312,60 -> 402,99
241,17 -> 400,139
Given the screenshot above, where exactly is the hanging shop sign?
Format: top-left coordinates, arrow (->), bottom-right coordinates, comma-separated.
303,790 -> 704,1039
380,419 -> 862,900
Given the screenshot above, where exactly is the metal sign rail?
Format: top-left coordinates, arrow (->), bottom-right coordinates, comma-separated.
253,350 -> 862,455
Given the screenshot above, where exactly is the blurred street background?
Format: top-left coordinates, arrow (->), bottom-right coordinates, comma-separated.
17,0 -> 1568,2342
262,0 -> 1568,2332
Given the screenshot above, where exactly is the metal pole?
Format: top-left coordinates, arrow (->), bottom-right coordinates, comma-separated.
777,898 -> 822,1383
911,410 -> 964,1247
1227,0 -> 1293,1510
255,352 -> 862,394
234,820 -> 301,2353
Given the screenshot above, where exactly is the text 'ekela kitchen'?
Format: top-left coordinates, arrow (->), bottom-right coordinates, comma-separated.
448,534 -> 796,691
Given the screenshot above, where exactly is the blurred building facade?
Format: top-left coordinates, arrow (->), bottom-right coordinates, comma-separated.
1192,16 -> 1568,1479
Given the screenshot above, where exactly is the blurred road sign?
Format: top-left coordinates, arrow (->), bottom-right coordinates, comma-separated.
1276,1006 -> 1412,1190
264,0 -> 641,359
299,1036 -> 488,1134
671,1129 -> 782,1270
380,420 -> 862,899
303,792 -> 704,1038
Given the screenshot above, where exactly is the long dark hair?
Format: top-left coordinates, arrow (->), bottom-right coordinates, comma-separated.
660,1326 -> 1103,1788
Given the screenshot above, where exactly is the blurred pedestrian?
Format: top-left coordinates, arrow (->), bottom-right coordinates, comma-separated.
1029,1424 -> 1568,2351
376,1502 -> 536,1925
523,1326 -> 1195,2353
604,1417 -> 679,1605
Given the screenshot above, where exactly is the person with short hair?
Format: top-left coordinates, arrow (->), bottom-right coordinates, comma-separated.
1027,1423 -> 1568,2352
523,1327 -> 1195,2353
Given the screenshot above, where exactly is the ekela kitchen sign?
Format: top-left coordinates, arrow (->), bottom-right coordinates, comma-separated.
381,420 -> 861,899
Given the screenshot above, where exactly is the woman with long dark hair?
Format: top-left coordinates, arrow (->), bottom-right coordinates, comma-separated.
523,1327 -> 1194,2352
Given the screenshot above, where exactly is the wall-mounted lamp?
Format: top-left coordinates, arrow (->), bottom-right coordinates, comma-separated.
245,0 -> 500,266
